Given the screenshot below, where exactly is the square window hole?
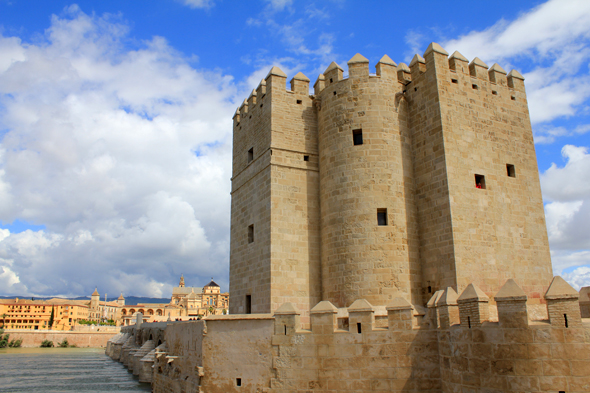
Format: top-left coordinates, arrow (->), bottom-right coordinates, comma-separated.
414,87 -> 418,91
472,84 -> 478,90
296,99 -> 302,104
329,78 -> 333,83
511,96 -> 516,101
247,147 -> 253,163
352,129 -> 363,145
333,91 -> 337,96
303,155 -> 309,161
260,103 -> 263,108
236,378 -> 242,387
506,164 -> 515,177
451,79 -> 458,84
377,208 -> 388,226
492,90 -> 498,95
475,174 -> 486,189
248,224 -> 254,243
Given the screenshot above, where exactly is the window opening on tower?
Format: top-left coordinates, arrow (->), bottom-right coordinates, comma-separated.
352,129 -> 363,145
377,209 -> 388,226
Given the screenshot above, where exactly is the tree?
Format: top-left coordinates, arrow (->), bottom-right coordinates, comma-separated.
1,313 -> 6,328
48,306 -> 54,329
208,306 -> 214,316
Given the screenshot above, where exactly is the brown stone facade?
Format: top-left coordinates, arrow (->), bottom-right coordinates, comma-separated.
230,42 -> 552,319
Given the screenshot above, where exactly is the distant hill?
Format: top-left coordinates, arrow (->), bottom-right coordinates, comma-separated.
0,295 -> 170,306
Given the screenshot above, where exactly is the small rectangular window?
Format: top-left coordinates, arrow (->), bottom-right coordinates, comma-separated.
236,378 -> 242,387
377,208 -> 387,226
511,96 -> 516,101
451,79 -> 458,84
296,99 -> 302,104
245,295 -> 251,314
248,224 -> 254,243
247,148 -> 253,163
357,322 -> 362,334
506,164 -> 515,178
353,129 -> 363,146
492,90 -> 498,95
303,155 -> 309,161
472,84 -> 478,90
475,174 -> 486,189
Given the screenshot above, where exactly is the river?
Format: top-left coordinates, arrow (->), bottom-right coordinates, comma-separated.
0,347 -> 151,392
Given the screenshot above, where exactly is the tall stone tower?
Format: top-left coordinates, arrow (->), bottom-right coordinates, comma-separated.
229,67 -> 321,317
229,42 -> 553,317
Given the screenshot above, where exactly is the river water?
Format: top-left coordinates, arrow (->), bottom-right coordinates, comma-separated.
0,347 -> 151,392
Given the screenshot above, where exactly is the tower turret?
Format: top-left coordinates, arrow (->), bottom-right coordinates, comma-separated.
316,53 -> 421,308
117,293 -> 125,306
91,287 -> 99,311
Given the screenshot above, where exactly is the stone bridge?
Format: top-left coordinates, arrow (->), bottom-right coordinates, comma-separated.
105,313 -> 172,383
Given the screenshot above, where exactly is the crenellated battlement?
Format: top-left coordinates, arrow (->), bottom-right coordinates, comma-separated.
306,42 -> 526,102
270,276 -> 584,336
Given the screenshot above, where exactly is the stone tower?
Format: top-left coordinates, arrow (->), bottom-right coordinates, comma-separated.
229,42 -> 553,317
91,287 -> 99,310
230,67 -> 321,317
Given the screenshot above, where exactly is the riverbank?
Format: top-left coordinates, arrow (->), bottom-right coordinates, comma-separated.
1,329 -> 119,347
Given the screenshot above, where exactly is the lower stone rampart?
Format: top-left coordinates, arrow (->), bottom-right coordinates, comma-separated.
3,329 -> 119,348
105,277 -> 590,393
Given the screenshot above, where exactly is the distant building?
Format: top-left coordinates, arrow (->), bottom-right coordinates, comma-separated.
89,276 -> 229,326
0,298 -> 89,330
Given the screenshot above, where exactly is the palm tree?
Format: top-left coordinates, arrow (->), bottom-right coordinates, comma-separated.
208,306 -> 214,316
1,313 -> 6,328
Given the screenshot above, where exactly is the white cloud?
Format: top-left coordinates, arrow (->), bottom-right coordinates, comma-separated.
265,0 -> 293,12
0,6 -> 238,297
443,0 -> 590,62
562,265 -> 590,290
245,2 -> 338,76
541,145 -> 590,202
541,145 -> 590,282
181,0 -> 215,9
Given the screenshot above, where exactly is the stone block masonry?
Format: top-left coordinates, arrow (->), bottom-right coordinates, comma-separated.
108,276 -> 590,392
4,329 -> 119,347
103,42 -> 578,393
230,42 -> 552,321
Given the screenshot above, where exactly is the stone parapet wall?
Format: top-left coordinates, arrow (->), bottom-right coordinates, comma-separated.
107,278 -> 590,393
4,330 -> 118,347
438,323 -> 590,392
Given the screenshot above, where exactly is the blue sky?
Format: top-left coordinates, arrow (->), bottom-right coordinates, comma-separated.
0,0 -> 589,297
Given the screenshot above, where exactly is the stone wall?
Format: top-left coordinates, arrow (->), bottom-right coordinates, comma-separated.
4,329 -> 119,347
121,277 -> 590,393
